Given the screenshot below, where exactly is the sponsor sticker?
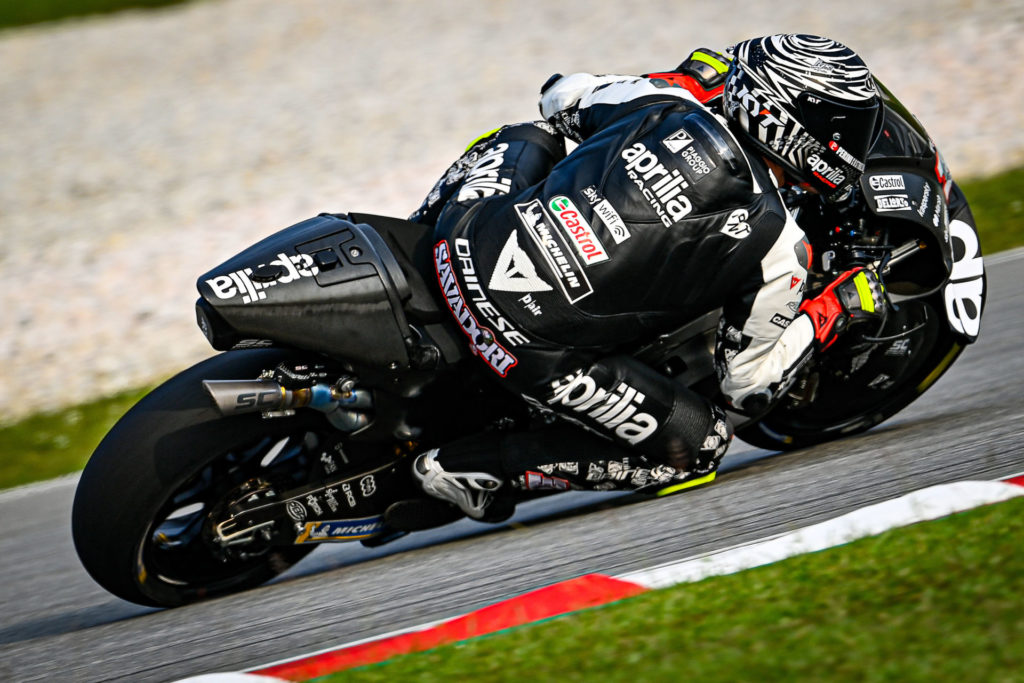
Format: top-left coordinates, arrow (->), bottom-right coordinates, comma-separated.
488,231 -> 552,293
434,239 -> 519,377
874,194 -> 911,212
662,128 -> 695,154
516,200 -> 594,304
305,494 -> 324,516
548,195 -> 609,265
323,487 -> 340,513
885,339 -> 911,357
806,152 -> 846,188
295,516 -> 386,543
524,471 -> 571,491
827,140 -> 865,172
661,128 -> 714,180
320,452 -> 338,475
581,186 -> 631,244
286,501 -> 306,522
720,209 -> 751,239
341,482 -> 358,508
917,183 -> 931,217
770,313 -> 792,329
868,174 -> 906,191
359,475 -> 376,497
518,292 -> 543,316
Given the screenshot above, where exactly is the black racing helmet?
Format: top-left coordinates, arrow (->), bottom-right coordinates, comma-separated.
722,34 -> 882,202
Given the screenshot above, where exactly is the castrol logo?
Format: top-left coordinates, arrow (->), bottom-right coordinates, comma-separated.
548,196 -> 609,265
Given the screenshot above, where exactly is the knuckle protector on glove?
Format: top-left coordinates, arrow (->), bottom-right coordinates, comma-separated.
799,268 -> 884,348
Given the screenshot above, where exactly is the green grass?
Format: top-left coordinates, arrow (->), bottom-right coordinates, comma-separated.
0,0 -> 194,30
0,164 -> 1021,491
959,166 -> 1024,254
317,496 -> 1024,682
0,386 -> 150,488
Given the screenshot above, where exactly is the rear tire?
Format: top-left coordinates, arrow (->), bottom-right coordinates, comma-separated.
72,349 -> 326,607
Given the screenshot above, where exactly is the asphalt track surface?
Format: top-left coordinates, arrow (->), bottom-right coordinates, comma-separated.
2,252 -> 1022,682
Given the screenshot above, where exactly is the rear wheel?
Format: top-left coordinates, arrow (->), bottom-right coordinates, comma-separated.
72,349 -> 332,607
739,298 -> 967,450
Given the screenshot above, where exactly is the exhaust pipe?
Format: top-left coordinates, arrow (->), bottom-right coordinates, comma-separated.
203,379 -> 288,416
202,379 -> 374,421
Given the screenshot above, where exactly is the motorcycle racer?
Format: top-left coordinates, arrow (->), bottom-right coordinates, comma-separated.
396,34 -> 902,526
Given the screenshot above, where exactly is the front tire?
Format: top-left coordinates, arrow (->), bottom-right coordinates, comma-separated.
72,349 -> 326,607
739,298 -> 968,451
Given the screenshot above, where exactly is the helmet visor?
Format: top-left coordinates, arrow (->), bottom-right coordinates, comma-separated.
792,91 -> 880,201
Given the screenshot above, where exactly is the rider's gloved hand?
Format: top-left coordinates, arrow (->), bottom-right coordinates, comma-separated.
799,267 -> 887,349
539,73 -> 565,96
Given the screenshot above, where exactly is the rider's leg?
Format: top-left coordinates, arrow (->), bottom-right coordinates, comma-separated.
394,352 -> 734,528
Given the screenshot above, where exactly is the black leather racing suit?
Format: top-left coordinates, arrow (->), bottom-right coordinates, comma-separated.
411,73 -> 818,493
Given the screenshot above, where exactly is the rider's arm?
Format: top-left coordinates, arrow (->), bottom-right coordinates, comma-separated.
717,208 -> 889,413
539,72 -> 701,143
715,211 -> 815,413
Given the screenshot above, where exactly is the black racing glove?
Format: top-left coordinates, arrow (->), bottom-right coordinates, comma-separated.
799,267 -> 887,349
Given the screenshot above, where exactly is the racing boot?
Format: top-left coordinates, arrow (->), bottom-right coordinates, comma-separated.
385,448 -> 516,531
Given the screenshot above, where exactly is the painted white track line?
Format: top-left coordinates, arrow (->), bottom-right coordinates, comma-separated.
619,480 -> 1024,588
177,477 -> 1024,682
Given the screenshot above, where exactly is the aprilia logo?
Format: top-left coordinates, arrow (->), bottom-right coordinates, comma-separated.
457,143 -> 513,201
205,253 -> 319,304
549,195 -> 608,264
548,371 -> 659,445
944,219 -> 984,339
807,153 -> 846,188
621,142 -> 693,226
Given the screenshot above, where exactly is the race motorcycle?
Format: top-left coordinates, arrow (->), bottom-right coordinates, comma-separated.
72,84 -> 985,607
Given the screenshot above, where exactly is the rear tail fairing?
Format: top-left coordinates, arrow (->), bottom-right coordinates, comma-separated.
197,214 -> 415,368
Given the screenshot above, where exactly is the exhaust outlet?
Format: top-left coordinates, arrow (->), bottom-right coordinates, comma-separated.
203,380 -> 287,415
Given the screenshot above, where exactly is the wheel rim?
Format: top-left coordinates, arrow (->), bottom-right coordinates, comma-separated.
135,429 -> 325,601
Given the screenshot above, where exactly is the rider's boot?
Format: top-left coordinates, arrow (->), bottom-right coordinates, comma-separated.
385,446 -> 516,531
